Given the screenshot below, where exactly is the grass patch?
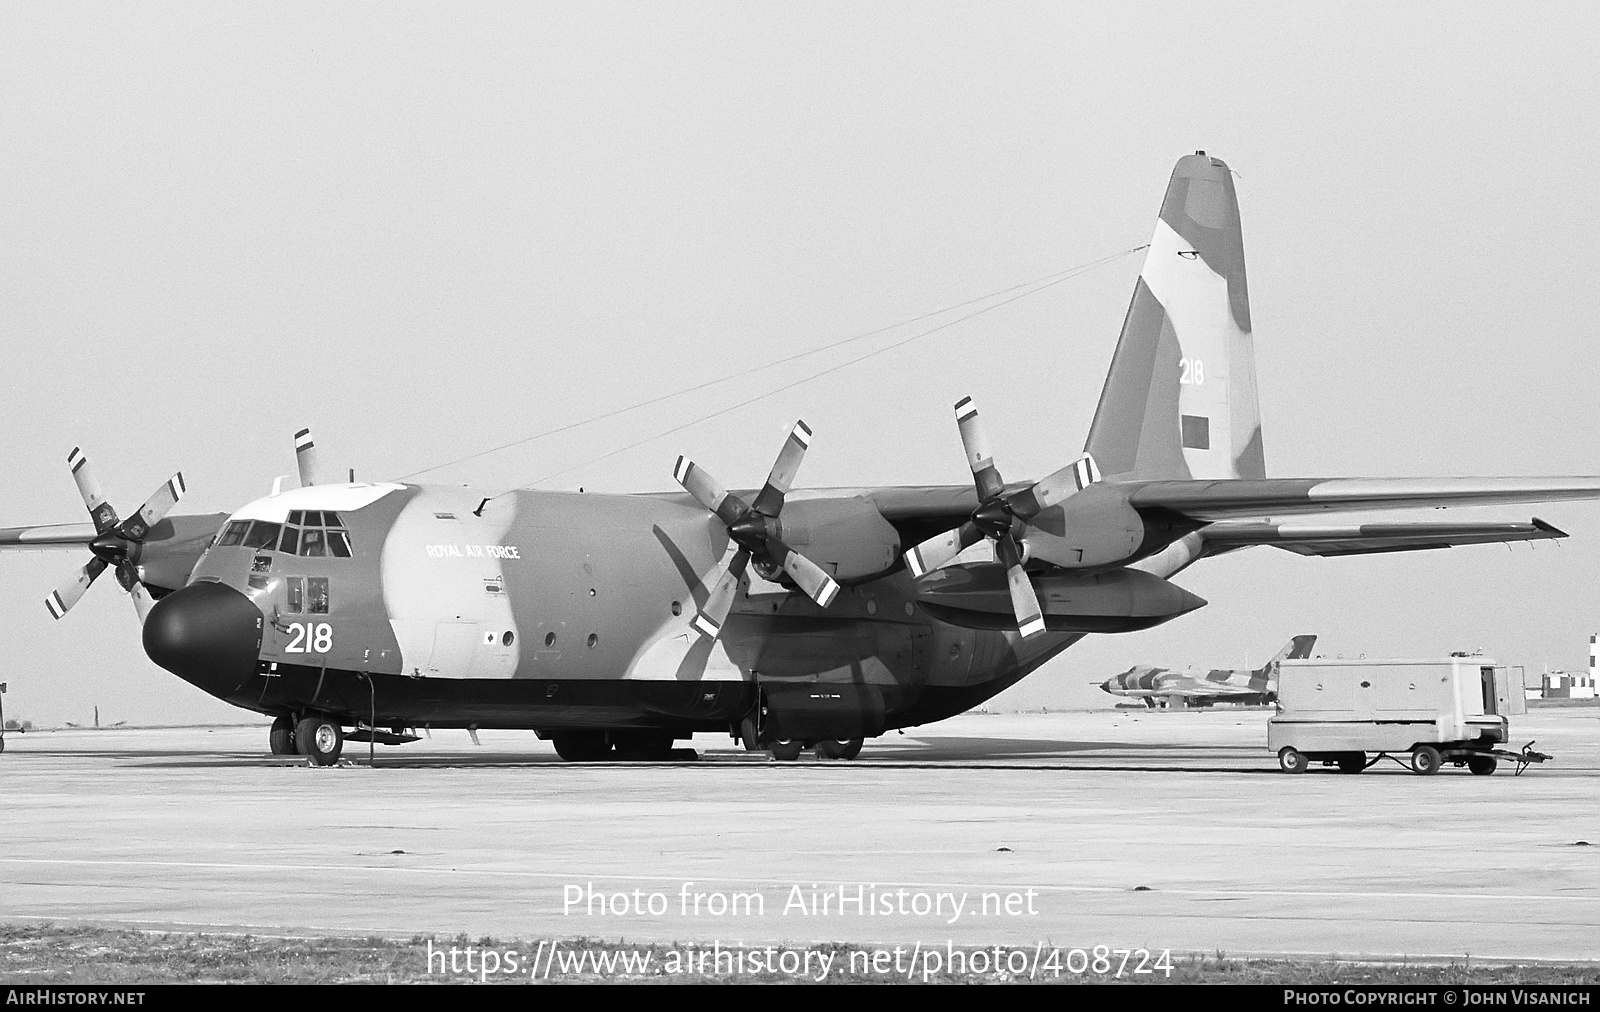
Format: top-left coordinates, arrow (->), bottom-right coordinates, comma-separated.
1,925 -> 1596,984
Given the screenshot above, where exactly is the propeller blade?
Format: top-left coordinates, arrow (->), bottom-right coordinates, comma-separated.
692,549 -> 750,640
767,536 -> 841,608
674,457 -> 744,526
996,536 -> 1046,638
128,582 -> 155,624
750,420 -> 811,518
45,557 -> 108,620
295,428 -> 323,487
954,397 -> 1005,501
1009,453 -> 1102,519
115,473 -> 186,542
67,447 -> 121,535
904,522 -> 984,578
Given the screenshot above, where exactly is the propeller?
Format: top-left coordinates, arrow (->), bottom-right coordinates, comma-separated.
295,427 -> 322,487
45,447 -> 186,622
674,421 -> 841,640
903,396 -> 1102,638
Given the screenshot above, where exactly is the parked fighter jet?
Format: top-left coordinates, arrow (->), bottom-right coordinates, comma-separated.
1101,634 -> 1317,707
4,152 -> 1595,765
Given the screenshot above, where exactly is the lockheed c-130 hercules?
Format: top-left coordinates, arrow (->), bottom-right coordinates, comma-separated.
5,151 -> 1596,765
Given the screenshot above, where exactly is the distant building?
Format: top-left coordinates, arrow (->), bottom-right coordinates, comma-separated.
1532,639 -> 1600,700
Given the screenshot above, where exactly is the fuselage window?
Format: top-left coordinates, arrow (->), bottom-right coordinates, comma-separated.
243,521 -> 282,551
300,529 -> 327,557
285,577 -> 304,613
278,526 -> 300,555
327,530 -> 352,558
306,577 -> 329,614
247,574 -> 269,591
217,521 -> 251,547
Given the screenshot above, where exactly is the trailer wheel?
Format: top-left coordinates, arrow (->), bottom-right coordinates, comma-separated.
1411,746 -> 1441,776
1278,747 -> 1308,774
1337,752 -> 1367,774
1467,755 -> 1497,776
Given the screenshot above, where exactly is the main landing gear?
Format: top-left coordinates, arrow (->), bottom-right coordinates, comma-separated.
269,713 -> 343,766
549,730 -> 693,761
761,738 -> 864,761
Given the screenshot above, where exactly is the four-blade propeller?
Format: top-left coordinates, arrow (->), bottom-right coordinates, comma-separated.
675,421 -> 841,640
45,447 -> 186,622
902,396 -> 1101,638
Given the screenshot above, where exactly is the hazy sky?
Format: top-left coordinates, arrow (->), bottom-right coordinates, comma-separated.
2,3 -> 1598,726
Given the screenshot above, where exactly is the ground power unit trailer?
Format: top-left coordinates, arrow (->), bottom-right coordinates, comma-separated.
1268,657 -> 1545,775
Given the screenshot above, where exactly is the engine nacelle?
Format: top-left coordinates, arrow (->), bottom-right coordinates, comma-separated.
774,496 -> 900,583
1019,483 -> 1146,569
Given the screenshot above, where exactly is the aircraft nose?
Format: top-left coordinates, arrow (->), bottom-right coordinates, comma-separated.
143,581 -> 263,698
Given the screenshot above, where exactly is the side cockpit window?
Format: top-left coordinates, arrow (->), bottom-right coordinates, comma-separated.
216,521 -> 251,547
327,530 -> 352,558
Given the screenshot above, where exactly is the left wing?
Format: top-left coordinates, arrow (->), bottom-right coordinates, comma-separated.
1200,517 -> 1565,557
1125,477 -> 1600,520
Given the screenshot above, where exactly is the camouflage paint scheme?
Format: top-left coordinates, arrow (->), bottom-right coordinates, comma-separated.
7,152 -> 1600,758
1101,635 -> 1318,707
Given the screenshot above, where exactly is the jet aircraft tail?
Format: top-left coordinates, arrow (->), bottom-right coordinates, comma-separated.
1250,634 -> 1317,692
1278,634 -> 1318,663
1085,152 -> 1264,482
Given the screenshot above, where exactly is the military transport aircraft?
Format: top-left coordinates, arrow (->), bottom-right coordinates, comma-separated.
1100,634 -> 1317,708
4,151 -> 1596,765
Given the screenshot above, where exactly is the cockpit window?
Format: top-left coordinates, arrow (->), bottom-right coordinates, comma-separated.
327,530 -> 352,558
278,526 -> 300,555
323,512 -> 343,527
242,522 -> 282,550
300,529 -> 326,557
288,510 -> 305,525
217,521 -> 251,547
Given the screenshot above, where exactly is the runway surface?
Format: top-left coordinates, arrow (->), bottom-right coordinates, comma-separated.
1,707 -> 1597,963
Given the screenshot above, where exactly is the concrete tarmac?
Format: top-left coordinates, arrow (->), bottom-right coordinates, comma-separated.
1,707 -> 1597,963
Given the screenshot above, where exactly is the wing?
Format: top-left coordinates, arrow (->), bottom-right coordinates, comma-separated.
0,523 -> 99,550
1125,477 -> 1600,520
1201,517 -> 1566,557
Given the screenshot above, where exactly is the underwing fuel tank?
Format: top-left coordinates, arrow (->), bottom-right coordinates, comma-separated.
913,564 -> 1206,633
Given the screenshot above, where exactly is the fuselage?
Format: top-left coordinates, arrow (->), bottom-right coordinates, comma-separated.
1100,664 -> 1271,704
142,482 -> 1083,738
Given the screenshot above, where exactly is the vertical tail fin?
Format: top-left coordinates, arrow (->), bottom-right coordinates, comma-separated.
1085,152 -> 1264,481
1253,635 -> 1316,691
1269,634 -> 1317,667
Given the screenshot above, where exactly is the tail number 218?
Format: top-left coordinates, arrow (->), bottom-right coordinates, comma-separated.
285,622 -> 333,654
